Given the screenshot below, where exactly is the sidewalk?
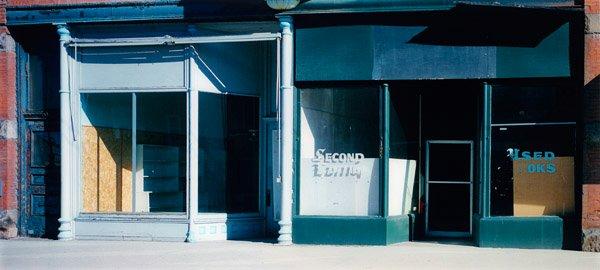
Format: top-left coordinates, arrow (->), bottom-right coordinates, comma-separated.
1,238 -> 599,270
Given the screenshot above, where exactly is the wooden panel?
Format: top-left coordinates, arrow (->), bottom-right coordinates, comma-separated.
97,127 -> 120,212
120,130 -> 132,212
513,156 -> 575,216
82,126 -> 98,212
83,126 -> 133,212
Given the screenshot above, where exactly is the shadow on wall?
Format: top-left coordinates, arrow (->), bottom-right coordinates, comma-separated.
409,4 -> 569,47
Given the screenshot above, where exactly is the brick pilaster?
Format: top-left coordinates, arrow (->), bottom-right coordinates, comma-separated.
0,0 -> 18,239
582,0 -> 600,252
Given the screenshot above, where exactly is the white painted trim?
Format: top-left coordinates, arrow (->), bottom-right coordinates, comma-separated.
68,33 -> 281,47
68,29 -> 279,242
57,24 -> 74,241
277,16 -> 294,245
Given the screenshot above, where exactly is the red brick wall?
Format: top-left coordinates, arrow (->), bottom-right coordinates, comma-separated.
582,0 -> 600,252
0,0 -> 18,239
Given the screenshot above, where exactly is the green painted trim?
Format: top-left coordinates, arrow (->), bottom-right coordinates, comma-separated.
381,84 -> 391,217
481,83 -> 492,217
475,216 -> 563,249
292,215 -> 409,245
293,87 -> 301,215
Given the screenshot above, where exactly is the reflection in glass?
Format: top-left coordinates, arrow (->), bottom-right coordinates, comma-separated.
135,93 -> 187,212
490,125 -> 575,216
80,92 -> 187,213
299,87 -> 380,216
388,90 -> 419,216
81,93 -> 132,212
198,93 -> 260,213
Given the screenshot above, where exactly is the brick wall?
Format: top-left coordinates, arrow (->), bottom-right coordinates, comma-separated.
0,0 -> 18,239
582,0 -> 600,252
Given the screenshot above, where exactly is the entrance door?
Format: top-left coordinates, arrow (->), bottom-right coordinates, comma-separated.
17,45 -> 61,237
425,140 -> 473,237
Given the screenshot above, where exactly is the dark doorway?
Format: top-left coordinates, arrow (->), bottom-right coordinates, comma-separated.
198,93 -> 260,214
13,26 -> 61,239
426,141 -> 473,236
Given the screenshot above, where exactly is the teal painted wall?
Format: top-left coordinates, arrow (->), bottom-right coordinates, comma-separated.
293,215 -> 409,245
295,24 -> 570,81
476,216 -> 563,249
496,24 -> 570,78
295,26 -> 374,81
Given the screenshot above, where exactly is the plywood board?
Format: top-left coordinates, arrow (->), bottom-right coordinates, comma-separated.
120,130 -> 132,212
82,126 -> 98,212
97,127 -> 120,212
513,156 -> 574,216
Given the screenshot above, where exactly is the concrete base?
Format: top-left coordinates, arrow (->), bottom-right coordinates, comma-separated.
292,215 -> 410,245
0,210 -> 18,239
582,229 -> 600,252
475,216 -> 563,249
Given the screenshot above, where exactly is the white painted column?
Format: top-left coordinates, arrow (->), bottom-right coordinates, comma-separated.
278,16 -> 294,245
186,86 -> 200,242
56,24 -> 74,241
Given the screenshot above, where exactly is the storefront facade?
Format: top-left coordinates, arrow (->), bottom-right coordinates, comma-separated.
1,0 -> 596,250
290,7 -> 581,248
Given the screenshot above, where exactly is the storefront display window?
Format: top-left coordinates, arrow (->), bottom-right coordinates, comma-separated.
490,85 -> 575,217
388,90 -> 419,216
80,92 -> 187,213
299,87 -> 381,216
198,92 -> 260,213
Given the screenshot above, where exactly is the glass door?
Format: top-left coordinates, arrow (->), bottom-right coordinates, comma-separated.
425,140 -> 473,237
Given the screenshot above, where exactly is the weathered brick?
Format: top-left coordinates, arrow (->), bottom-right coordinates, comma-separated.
0,140 -> 18,211
0,51 -> 16,121
0,209 -> 17,239
0,1 -> 18,239
583,229 -> 600,252
586,0 -> 600,14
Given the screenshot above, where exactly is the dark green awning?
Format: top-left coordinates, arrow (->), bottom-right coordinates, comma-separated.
283,0 -> 577,14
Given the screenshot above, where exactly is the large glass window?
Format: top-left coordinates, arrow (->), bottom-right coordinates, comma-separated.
81,93 -> 132,212
198,93 -> 260,213
134,93 -> 187,212
81,92 -> 187,213
299,87 -> 381,216
388,90 -> 419,216
490,85 -> 575,217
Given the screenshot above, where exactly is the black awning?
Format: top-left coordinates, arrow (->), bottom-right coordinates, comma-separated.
408,3 -> 575,47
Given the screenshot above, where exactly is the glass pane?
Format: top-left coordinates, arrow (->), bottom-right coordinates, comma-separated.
428,143 -> 471,182
492,85 -> 576,124
490,125 -> 575,216
135,93 -> 187,213
428,183 -> 470,232
299,87 -> 380,216
198,93 -> 260,213
80,93 -> 133,213
388,90 -> 419,216
28,55 -> 45,111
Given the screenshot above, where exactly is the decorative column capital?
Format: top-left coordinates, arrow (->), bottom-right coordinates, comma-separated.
278,16 -> 293,34
55,24 -> 71,43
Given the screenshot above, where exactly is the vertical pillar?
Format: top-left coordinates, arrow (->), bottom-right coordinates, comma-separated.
381,84 -> 390,217
481,83 -> 492,218
0,6 -> 19,239
278,15 -> 294,245
186,87 -> 200,242
582,0 -> 600,252
56,24 -> 73,240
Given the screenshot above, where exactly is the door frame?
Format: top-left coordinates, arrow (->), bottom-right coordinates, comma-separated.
425,140 -> 473,237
